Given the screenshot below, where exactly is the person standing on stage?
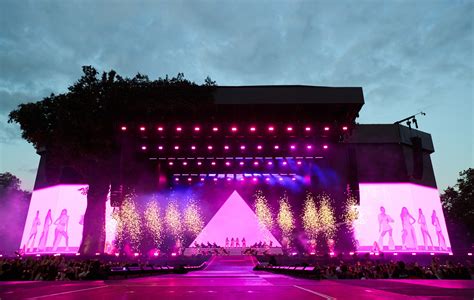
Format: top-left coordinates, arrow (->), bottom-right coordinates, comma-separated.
377,206 -> 395,250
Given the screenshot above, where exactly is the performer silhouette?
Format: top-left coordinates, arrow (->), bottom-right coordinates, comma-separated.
377,206 -> 394,250
401,207 -> 417,250
432,210 -> 447,250
418,208 -> 433,250
26,210 -> 41,252
37,209 -> 53,251
242,237 -> 246,248
230,237 -> 234,247
52,209 -> 69,251
235,237 -> 240,247
225,237 -> 229,247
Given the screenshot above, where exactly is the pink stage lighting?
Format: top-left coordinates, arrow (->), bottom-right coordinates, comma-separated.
194,127 -> 200,131
212,127 -> 219,132
121,126 -> 127,131
197,161 -> 202,166
208,145 -> 213,150
290,145 -> 296,150
141,146 -> 147,150
134,253 -> 139,257
342,126 -> 348,131
225,162 -> 231,166
157,126 -> 163,131
139,126 -> 145,131
305,127 -> 311,131
267,161 -> 273,165
200,178 -> 205,182
191,146 -> 196,150
292,177 -> 296,181
282,161 -> 287,166
211,161 -> 216,166
188,177 -> 192,182
268,126 -> 274,132
174,145 -> 179,150
279,177 -> 283,181
250,127 -> 256,132
231,127 -> 237,132
158,146 -> 163,150
287,126 -> 293,131
213,178 -> 218,181
169,161 -> 174,166
257,145 -> 262,150
274,145 -> 279,149
265,177 -> 270,181
182,162 -> 188,166
253,161 -> 259,166
176,127 -> 182,132
175,178 -> 179,182
227,178 -> 231,181
224,145 -> 229,150
239,161 -> 244,166
324,126 -> 330,131
323,145 -> 328,149
240,145 -> 246,150
297,161 -> 302,165
252,178 -> 258,182
306,145 -> 312,150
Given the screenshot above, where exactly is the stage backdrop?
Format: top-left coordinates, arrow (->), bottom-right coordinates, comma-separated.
19,185 -> 116,253
353,183 -> 451,253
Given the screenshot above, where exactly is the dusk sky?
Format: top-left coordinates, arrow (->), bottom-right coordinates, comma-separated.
0,0 -> 472,192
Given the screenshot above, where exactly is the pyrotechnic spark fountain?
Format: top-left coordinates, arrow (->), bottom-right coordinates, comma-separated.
344,193 -> 359,226
302,192 -> 319,239
278,193 -> 295,238
116,192 -> 142,251
144,200 -> 163,248
165,200 -> 183,240
255,190 -> 274,231
184,199 -> 204,236
317,193 -> 336,240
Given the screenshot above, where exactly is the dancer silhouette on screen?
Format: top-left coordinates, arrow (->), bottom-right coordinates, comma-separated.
27,210 -> 41,252
52,209 -> 69,251
242,237 -> 246,248
377,206 -> 395,250
37,209 -> 53,251
432,210 -> 447,250
230,237 -> 234,247
418,208 -> 433,250
401,207 -> 417,250
225,237 -> 229,247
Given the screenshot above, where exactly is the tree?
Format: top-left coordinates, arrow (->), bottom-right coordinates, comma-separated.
9,66 -> 216,255
440,168 -> 474,246
0,172 -> 21,193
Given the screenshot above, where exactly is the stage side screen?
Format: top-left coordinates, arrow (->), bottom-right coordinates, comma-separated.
19,184 -> 116,254
353,183 -> 451,253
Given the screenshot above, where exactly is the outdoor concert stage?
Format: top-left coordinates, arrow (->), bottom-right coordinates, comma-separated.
18,85 -> 452,257
1,256 -> 473,299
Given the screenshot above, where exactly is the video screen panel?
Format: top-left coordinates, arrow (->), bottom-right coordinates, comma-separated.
20,185 -> 115,253
353,183 -> 451,253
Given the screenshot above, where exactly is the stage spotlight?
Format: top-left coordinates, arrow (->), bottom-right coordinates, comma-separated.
324,126 -> 330,131
191,146 -> 196,150
393,253 -> 398,256
291,177 -> 296,181
306,145 -> 312,150
252,178 -> 257,182
121,126 -> 127,131
268,126 -> 274,132
182,162 -> 188,166
267,161 -> 273,165
158,146 -> 163,150
279,177 -> 283,181
211,161 -> 216,166
169,162 -> 174,166
468,253 -> 472,256
287,126 -> 293,131
231,126 -> 237,132
141,146 -> 147,150
282,161 -> 287,166
305,127 -> 311,131
194,127 -> 200,131
239,161 -> 244,166
240,145 -> 246,150
140,126 -> 145,131
265,177 -> 270,181
227,177 -> 231,181
254,161 -> 259,166
430,252 -> 435,256
323,145 -> 328,149
329,252 -> 335,256
411,253 -> 416,256
115,253 -> 120,257
342,126 -> 348,131
197,161 -> 202,166
212,127 -> 219,132
174,145 -> 179,150
188,177 -> 192,182
175,178 -> 179,182
290,145 -> 296,150
171,253 -> 177,256
134,253 -> 140,257
257,145 -> 262,150
213,178 -> 218,181
297,161 -> 302,165
225,162 -> 231,166
274,145 -> 279,149
75,253 -> 81,256
250,127 -> 256,132
176,127 -> 182,132
224,145 -> 230,150
157,126 -> 163,131
208,145 -> 213,150
153,252 -> 159,256
349,252 -> 354,255
200,178 -> 205,182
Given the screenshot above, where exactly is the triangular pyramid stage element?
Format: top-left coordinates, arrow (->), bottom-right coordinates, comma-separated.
190,190 -> 281,247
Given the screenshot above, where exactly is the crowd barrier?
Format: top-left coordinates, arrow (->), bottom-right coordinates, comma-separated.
254,264 -> 321,279
108,262 -> 207,279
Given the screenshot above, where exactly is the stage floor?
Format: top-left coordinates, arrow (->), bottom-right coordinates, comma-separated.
1,256 -> 473,299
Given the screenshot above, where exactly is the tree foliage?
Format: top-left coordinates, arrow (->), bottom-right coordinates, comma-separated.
440,168 -> 474,242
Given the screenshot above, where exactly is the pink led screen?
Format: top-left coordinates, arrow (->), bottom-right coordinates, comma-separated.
20,185 -> 116,254
353,183 -> 451,253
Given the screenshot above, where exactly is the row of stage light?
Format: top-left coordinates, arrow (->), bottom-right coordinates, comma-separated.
121,124 -> 349,134
140,144 -> 330,151
148,156 -> 323,167
172,173 -> 299,182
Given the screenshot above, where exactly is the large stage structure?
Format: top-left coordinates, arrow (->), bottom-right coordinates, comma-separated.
20,85 -> 451,255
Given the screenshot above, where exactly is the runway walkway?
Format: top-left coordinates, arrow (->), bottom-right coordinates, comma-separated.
1,256 -> 473,299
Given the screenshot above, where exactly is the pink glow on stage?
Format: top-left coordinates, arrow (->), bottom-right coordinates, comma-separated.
306,145 -> 312,150
197,161 -> 202,166
190,191 -> 281,247
305,127 -> 311,131
176,127 -> 182,132
174,145 -> 179,150
141,146 -> 147,150
212,127 -> 218,132
139,126 -> 145,131
239,161 -> 244,166
274,145 -> 279,149
287,127 -> 293,131
225,162 -> 231,166
194,127 -> 200,131
353,183 -> 452,253
324,126 -> 330,131
208,145 -> 213,150
282,161 -> 287,166
169,161 -> 174,166
157,126 -> 163,131
240,145 -> 246,150
224,145 -> 229,150
191,146 -> 196,150
158,146 -> 163,150
257,145 -> 262,150
323,145 -> 328,149
342,126 -> 348,131
20,185 -> 116,254
231,127 -> 237,132
121,126 -> 127,131
250,127 -> 256,132
268,126 -> 274,132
